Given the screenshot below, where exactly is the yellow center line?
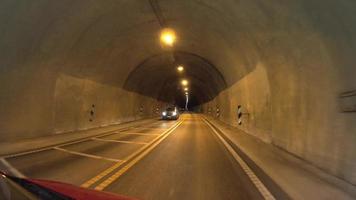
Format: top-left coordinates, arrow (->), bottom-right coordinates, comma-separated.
94,120 -> 183,191
80,120 -> 182,188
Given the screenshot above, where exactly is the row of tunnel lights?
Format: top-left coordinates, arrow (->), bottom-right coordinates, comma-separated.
160,28 -> 190,100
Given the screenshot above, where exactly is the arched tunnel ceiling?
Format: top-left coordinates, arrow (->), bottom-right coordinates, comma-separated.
0,0 -> 355,104
124,51 -> 226,106
0,0 -> 263,104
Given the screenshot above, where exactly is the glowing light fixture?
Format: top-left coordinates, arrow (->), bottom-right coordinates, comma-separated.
160,28 -> 176,47
181,79 -> 188,86
177,65 -> 184,72
184,87 -> 188,91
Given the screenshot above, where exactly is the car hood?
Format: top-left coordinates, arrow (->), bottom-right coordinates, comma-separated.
28,179 -> 137,200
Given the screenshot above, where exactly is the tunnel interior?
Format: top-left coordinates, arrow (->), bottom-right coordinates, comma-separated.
124,51 -> 227,108
0,0 -> 356,187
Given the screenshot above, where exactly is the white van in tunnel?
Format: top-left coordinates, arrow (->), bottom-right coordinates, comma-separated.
161,107 -> 179,120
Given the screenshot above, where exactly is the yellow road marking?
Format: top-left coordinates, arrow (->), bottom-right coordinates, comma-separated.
94,120 -> 183,191
91,138 -> 149,145
80,121 -> 182,188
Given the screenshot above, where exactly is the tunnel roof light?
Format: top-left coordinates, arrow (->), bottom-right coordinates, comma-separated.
160,28 -> 176,47
177,65 -> 184,72
181,79 -> 188,86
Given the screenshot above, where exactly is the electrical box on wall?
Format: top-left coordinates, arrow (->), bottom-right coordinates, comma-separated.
339,90 -> 356,112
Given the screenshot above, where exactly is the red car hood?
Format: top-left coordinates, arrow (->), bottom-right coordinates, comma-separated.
28,178 -> 137,200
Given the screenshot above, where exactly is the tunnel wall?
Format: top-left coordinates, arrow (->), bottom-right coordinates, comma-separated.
0,1 -> 166,142
202,34 -> 356,185
0,68 -> 161,142
190,0 -> 356,186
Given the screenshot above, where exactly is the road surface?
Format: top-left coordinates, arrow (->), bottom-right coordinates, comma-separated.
1,114 -> 263,200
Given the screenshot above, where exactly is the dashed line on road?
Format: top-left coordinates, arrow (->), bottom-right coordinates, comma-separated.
2,127 -> 142,159
203,118 -> 276,200
133,127 -> 168,130
116,133 -> 161,136
94,120 -> 183,191
53,147 -> 124,163
91,138 -> 148,145
81,120 -> 183,189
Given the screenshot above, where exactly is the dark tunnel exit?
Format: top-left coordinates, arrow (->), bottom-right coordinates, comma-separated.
124,51 -> 227,109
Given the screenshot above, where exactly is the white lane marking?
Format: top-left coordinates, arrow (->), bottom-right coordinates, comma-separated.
91,138 -> 148,145
132,127 -> 168,131
94,120 -> 184,190
80,120 -> 181,188
53,147 -> 124,163
116,133 -> 161,136
4,148 -> 49,159
204,119 -> 276,200
2,123 -> 156,159
0,158 -> 26,178
3,130 -> 128,159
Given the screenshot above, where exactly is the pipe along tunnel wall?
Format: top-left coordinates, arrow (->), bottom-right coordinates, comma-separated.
0,0 -> 356,186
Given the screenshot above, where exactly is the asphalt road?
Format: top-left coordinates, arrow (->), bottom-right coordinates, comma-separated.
2,114 -> 263,200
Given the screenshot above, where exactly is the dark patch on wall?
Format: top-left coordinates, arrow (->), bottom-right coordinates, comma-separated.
339,90 -> 356,112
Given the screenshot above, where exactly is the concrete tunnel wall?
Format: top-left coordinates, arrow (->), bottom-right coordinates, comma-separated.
0,0 -> 355,186
0,1 -> 168,141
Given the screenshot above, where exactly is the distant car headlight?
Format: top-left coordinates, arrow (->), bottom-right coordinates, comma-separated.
172,111 -> 177,116
162,111 -> 167,116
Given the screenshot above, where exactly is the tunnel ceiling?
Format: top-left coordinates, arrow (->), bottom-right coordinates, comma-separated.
124,51 -> 226,105
1,0 -> 354,105
0,0 -> 257,105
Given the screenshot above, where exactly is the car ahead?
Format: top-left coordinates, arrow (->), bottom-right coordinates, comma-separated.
0,171 -> 137,200
161,107 -> 179,120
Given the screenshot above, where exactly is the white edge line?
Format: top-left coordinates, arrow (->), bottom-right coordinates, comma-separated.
204,119 -> 276,200
91,138 -> 148,145
116,133 -> 161,136
0,158 -> 26,178
53,147 -> 123,163
3,124 -> 151,159
132,127 -> 168,130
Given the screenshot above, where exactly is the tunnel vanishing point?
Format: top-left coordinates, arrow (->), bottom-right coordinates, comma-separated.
0,0 -> 356,199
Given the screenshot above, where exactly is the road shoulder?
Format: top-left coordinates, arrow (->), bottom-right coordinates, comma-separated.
0,118 -> 158,157
203,115 -> 356,200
